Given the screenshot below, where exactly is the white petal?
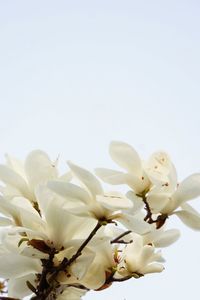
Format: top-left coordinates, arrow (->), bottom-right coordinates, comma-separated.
81,262 -> 106,290
145,151 -> 176,186
58,171 -> 72,182
95,168 -> 127,185
140,245 -> 154,265
118,213 -> 151,234
44,198 -> 93,249
0,216 -> 13,226
47,181 -> 91,204
57,287 -> 86,300
71,248 -> 95,280
96,192 -> 133,211
68,161 -> 103,197
173,174 -> 200,206
126,191 -> 144,213
5,154 -> 26,180
0,165 -> 30,197
174,210 -> 200,230
181,202 -> 200,214
0,254 -> 41,278
25,150 -> 58,188
109,141 -> 142,174
153,229 -> 180,247
141,263 -> 164,274
8,274 -> 36,298
147,193 -> 170,214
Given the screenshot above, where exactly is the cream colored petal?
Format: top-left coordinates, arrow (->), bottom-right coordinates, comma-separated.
126,191 -> 144,213
71,248 -> 95,280
0,254 -> 41,278
147,193 -> 170,214
25,150 -> 58,188
141,262 -> 164,274
96,192 -> 133,211
145,151 -> 176,186
173,174 -> 200,206
174,209 -> 200,230
80,262 -> 106,290
152,229 -> 180,248
0,216 -> 13,226
139,245 -> 154,266
5,154 -> 26,180
109,141 -> 142,174
0,165 -> 30,197
118,213 -> 151,234
181,202 -> 200,214
68,161 -> 103,197
47,181 -> 91,204
58,171 -> 72,182
57,287 -> 87,300
8,274 -> 36,298
95,168 -> 127,185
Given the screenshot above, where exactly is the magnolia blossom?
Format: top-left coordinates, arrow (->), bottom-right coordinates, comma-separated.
147,173 -> 200,230
117,234 -> 164,277
48,161 -> 151,234
95,141 -> 174,194
0,150 -> 71,203
0,143 -> 198,300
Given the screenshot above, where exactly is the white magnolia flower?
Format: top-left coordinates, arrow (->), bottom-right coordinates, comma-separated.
0,150 -> 71,203
117,234 -> 164,277
78,240 -> 118,290
0,185 -> 96,252
0,233 -> 41,297
48,162 -> 151,234
147,173 -> 200,230
95,141 -> 174,194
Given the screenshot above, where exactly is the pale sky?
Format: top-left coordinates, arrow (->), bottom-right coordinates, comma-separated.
0,1 -> 200,299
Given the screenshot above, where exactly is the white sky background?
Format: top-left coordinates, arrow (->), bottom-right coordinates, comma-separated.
0,0 -> 200,299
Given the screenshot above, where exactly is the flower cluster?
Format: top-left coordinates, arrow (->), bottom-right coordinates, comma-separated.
0,142 -> 200,300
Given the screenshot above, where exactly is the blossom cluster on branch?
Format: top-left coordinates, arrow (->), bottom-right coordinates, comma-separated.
0,141 -> 200,300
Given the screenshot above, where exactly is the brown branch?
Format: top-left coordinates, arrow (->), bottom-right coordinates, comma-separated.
141,195 -> 168,228
111,230 -> 132,244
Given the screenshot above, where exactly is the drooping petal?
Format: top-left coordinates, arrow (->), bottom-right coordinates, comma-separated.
80,258 -> 107,290
71,248 -> 95,280
8,274 -> 36,298
96,192 -> 133,211
173,174 -> 200,206
0,216 -> 13,226
0,253 -> 41,278
57,287 -> 87,300
47,181 -> 91,204
139,245 -> 154,266
118,213 -> 151,234
174,210 -> 200,230
68,161 -> 103,198
152,229 -> 180,248
147,193 -> 170,214
58,171 -> 72,182
25,150 -> 58,188
5,154 -> 26,180
109,141 -> 142,174
181,202 -> 200,214
141,262 -> 164,274
0,165 -> 30,197
95,168 -> 127,185
126,191 -> 144,213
